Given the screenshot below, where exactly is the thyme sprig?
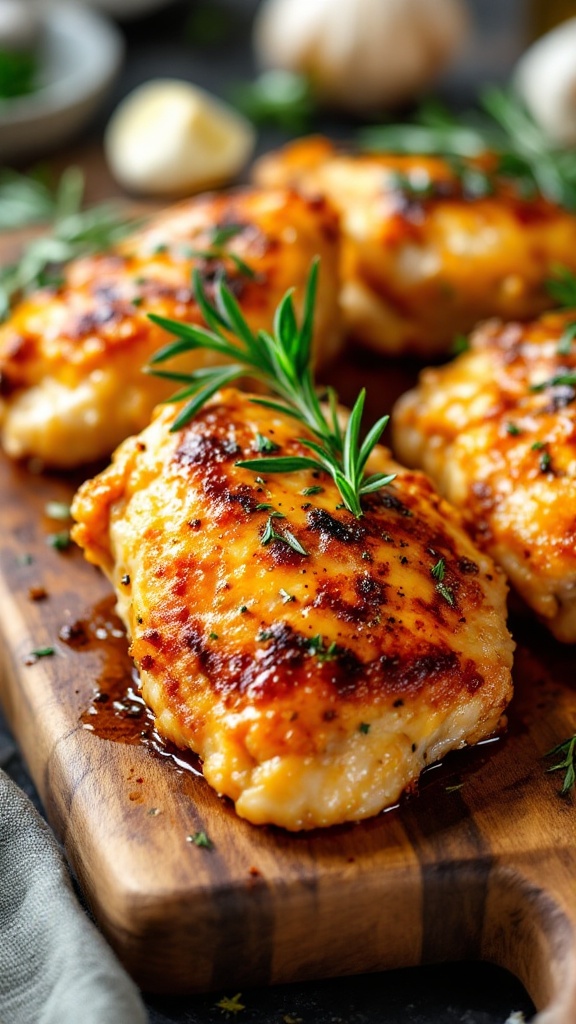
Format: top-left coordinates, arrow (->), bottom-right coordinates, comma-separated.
545,735 -> 576,795
148,259 -> 396,517
0,167 -> 137,321
360,87 -> 576,212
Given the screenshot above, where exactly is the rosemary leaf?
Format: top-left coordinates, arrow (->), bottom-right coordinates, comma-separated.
147,259 -> 396,517
359,87 -> 576,212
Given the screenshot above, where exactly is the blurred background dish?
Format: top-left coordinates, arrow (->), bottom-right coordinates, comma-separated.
0,3 -> 123,161
77,0 -> 176,19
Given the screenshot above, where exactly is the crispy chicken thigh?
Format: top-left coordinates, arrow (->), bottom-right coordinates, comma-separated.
0,189 -> 341,466
393,312 -> 576,642
72,389 -> 514,830
254,136 -> 576,357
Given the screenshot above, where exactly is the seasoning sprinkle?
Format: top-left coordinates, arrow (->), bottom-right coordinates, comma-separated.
187,830 -> 214,849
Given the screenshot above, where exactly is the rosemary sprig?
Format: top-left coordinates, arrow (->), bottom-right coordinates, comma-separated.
0,167 -> 137,321
545,735 -> 576,795
359,87 -> 576,212
147,259 -> 396,517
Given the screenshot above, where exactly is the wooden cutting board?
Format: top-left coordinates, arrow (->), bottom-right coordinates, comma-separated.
1,236 -> 576,1022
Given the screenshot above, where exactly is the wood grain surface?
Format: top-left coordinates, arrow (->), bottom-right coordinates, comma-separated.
1,225 -> 576,1021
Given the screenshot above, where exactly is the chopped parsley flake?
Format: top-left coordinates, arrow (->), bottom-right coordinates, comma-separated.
187,830 -> 214,849
308,635 -> 338,662
255,432 -> 280,453
505,422 -> 522,436
301,485 -> 323,496
28,647 -> 55,661
46,531 -> 71,551
358,722 -> 371,734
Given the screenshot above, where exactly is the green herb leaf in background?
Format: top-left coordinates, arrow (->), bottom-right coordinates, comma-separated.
360,87 -> 576,212
0,167 -> 137,321
231,70 -> 316,132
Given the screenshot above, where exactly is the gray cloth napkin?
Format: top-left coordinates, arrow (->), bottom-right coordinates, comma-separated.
0,768 -> 148,1024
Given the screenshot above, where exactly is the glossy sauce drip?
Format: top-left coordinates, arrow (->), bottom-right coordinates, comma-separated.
60,601 -> 549,818
61,596 -> 203,777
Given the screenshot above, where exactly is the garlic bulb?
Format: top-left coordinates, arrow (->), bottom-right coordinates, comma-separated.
105,80 -> 256,198
254,0 -> 468,113
514,18 -> 576,147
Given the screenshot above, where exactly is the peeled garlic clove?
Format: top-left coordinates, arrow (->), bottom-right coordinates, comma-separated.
254,0 -> 468,112
104,80 -> 256,197
514,18 -> 576,147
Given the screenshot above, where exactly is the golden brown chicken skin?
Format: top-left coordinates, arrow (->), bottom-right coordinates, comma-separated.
0,188 -> 341,467
393,312 -> 576,642
72,389 -> 513,830
255,136 -> 576,357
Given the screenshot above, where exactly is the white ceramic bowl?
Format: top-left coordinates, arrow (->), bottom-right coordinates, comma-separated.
0,4 -> 124,161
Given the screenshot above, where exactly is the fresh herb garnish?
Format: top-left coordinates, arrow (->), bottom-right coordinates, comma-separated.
231,70 -> 315,131
147,259 -> 396,517
358,722 -> 371,734
186,830 -> 214,849
255,432 -> 280,453
28,647 -> 55,660
308,635 -> 338,662
186,223 -> 257,279
430,558 -> 455,606
0,50 -> 37,99
301,485 -> 323,496
261,515 -> 308,556
546,265 -> 576,307
545,735 -> 576,795
431,557 -> 446,580
279,588 -> 295,603
0,167 -> 137,321
530,373 -> 576,393
539,451 -> 552,472
506,422 -> 522,436
359,87 -> 576,211
46,531 -> 71,551
545,268 -> 576,355
451,333 -> 470,356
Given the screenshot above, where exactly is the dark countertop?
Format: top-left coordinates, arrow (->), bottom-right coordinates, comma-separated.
1,1 -> 539,1020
